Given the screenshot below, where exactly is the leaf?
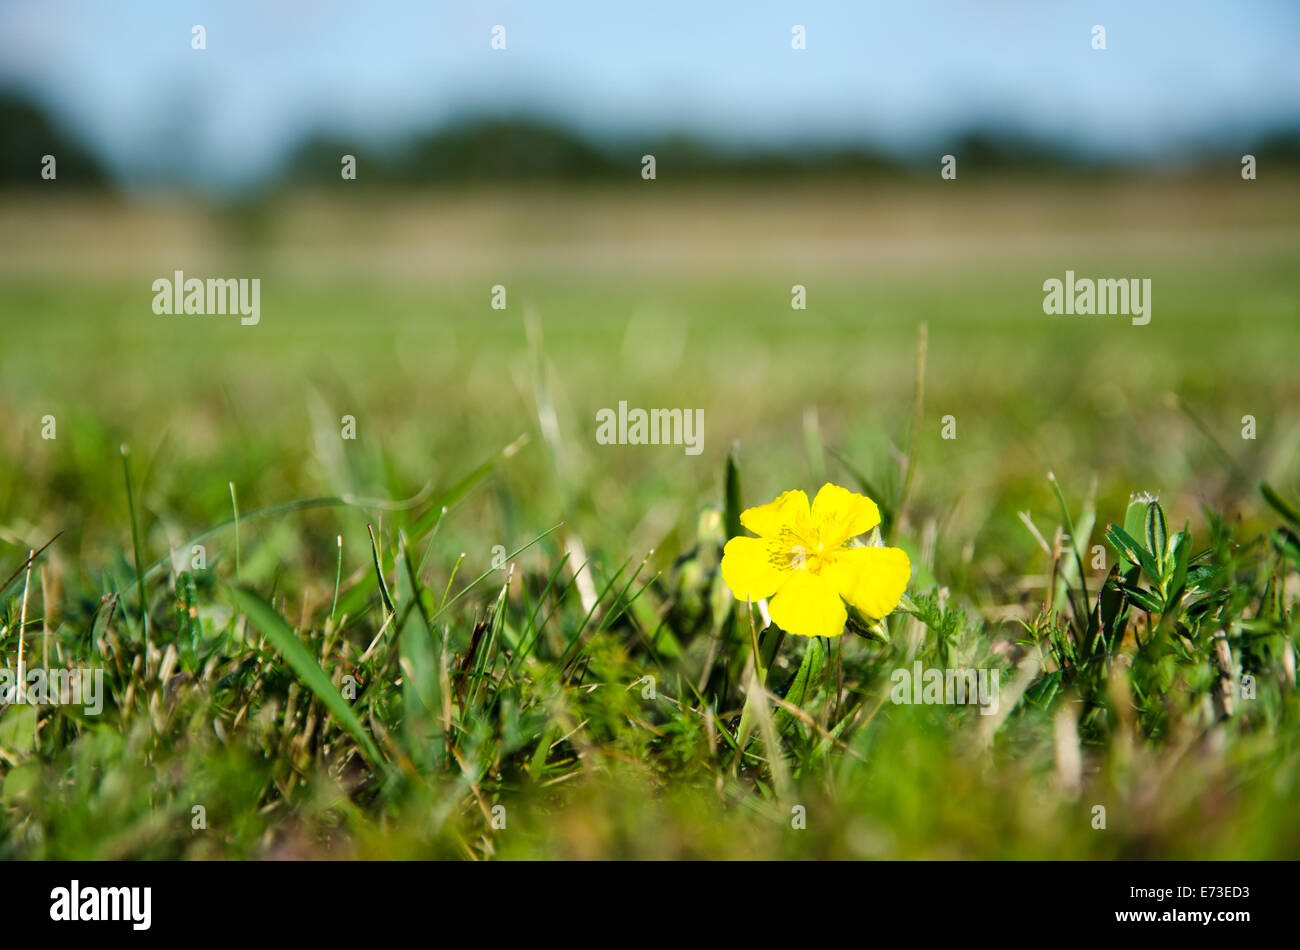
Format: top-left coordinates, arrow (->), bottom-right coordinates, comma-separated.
0,704 -> 36,755
783,636 -> 826,709
724,447 -> 743,542
1106,524 -> 1161,585
1047,472 -> 1096,628
1272,527 -> 1300,569
846,602 -> 889,642
757,624 -> 786,688
1,761 -> 40,803
1168,528 -> 1191,597
1119,498 -> 1148,571
1096,564 -> 1125,640
1154,527 -> 1192,640
396,534 -> 442,769
1144,502 -> 1168,576
1112,579 -> 1163,614
229,585 -> 385,769
335,435 -> 529,618
367,524 -> 396,615
0,531 -> 63,602
1261,483 -> 1300,530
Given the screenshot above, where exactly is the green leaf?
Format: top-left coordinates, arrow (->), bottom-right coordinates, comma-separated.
1097,564 -> 1131,646
1122,497 -> 1147,540
846,602 -> 890,642
1113,579 -> 1164,614
1106,524 -> 1161,584
229,585 -> 385,769
757,624 -> 786,688
0,704 -> 36,755
335,435 -> 529,619
1,761 -> 40,803
724,447 -> 743,542
1154,527 -> 1193,640
367,524 -> 396,615
1272,527 -> 1300,569
1169,528 -> 1191,593
1144,502 -> 1168,576
1261,483 -> 1300,530
784,636 -> 826,709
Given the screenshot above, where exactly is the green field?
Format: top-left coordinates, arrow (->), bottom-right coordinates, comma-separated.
1,177 -> 1298,858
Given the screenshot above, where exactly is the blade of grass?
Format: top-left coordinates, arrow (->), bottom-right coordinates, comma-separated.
894,320 -> 927,534
0,531 -> 63,601
229,585 -> 385,769
367,524 -> 396,615
121,445 -> 148,648
724,446 -> 743,542
330,535 -> 343,624
229,481 -> 241,580
430,522 -> 564,626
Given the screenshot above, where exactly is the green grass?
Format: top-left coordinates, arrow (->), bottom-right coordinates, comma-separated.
0,180 -> 1297,858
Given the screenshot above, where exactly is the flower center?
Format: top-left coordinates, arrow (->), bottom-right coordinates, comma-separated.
771,525 -> 838,574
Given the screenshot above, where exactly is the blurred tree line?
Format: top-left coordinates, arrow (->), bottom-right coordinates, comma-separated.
4,88 -> 1299,193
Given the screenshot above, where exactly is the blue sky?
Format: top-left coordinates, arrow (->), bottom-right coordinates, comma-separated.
2,0 -> 1298,188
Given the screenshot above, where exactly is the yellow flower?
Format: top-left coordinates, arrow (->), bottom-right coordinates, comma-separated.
720,483 -> 910,637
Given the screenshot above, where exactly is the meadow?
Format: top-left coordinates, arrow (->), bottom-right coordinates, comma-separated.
0,174 -> 1297,858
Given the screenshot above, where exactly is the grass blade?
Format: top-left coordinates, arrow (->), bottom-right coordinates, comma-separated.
229,584 -> 385,769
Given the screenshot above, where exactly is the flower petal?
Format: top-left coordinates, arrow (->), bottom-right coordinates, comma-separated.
811,483 -> 881,546
720,537 -> 787,602
768,569 -> 847,638
740,489 -> 810,539
823,546 -> 911,620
